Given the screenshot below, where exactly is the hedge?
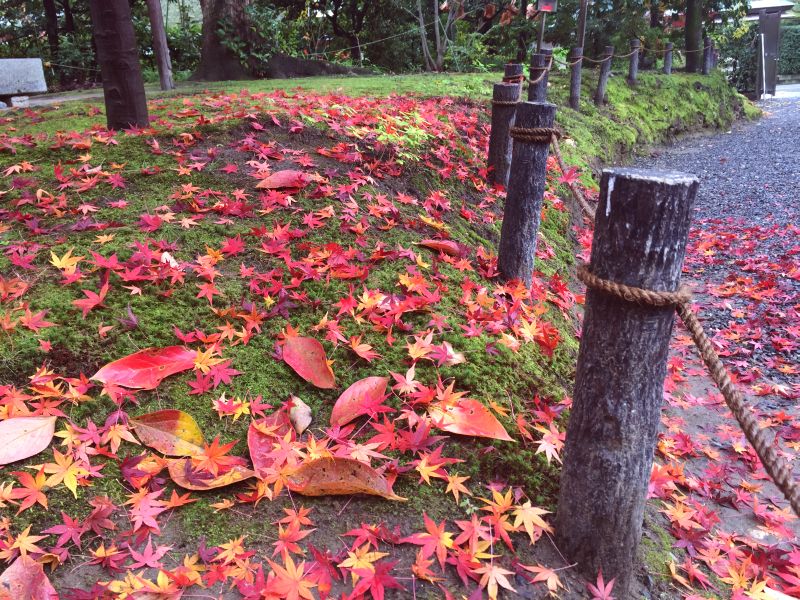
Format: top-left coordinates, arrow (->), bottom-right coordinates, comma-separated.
780,25 -> 800,75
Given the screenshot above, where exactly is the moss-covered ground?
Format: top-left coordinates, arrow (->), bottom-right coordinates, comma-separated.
0,69 -> 756,597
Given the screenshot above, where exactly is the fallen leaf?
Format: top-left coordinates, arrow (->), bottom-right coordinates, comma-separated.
0,555 -> 57,599
282,337 -> 336,389
130,410 -> 206,456
428,398 -> 513,441
0,416 -> 57,466
289,396 -> 312,434
418,239 -> 462,257
167,459 -> 255,490
256,169 -> 317,190
92,346 -> 197,390
287,457 -> 406,501
330,376 -> 390,427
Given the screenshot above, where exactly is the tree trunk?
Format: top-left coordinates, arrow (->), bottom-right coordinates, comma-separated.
433,0 -> 444,70
60,0 -> 76,33
685,0 -> 702,73
44,0 -> 59,59
146,0 -> 175,90
576,0 -> 589,48
650,0 -> 661,28
88,0 -> 149,130
192,0 -> 251,81
416,0 -> 435,71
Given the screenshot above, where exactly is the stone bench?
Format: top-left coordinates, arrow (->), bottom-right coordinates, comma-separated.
0,58 -> 48,108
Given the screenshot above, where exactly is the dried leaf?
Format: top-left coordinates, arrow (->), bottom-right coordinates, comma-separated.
91,346 -> 197,390
248,411 -> 294,479
130,410 -> 206,456
429,398 -> 513,441
287,457 -> 406,501
167,459 -> 255,490
256,169 -> 320,190
0,416 -> 57,466
330,376 -> 390,427
418,239 -> 461,257
0,555 -> 57,599
289,396 -> 312,434
282,336 -> 336,389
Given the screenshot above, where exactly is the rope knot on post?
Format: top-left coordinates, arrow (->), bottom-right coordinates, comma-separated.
576,263 -> 692,306
509,126 -> 561,144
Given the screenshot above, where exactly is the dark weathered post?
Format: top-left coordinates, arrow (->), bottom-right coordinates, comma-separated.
569,46 -> 583,110
503,62 -> 524,83
627,39 -> 640,84
487,83 -> 519,188
702,36 -> 713,75
594,45 -> 614,106
663,42 -> 673,75
498,102 -> 556,285
555,168 -> 699,597
89,0 -> 149,129
528,48 -> 552,102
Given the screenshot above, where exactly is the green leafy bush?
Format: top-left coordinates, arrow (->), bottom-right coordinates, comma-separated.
779,25 -> 800,75
716,21 -> 758,92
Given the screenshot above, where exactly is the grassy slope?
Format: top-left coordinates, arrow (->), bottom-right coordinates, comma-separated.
0,69 -> 755,595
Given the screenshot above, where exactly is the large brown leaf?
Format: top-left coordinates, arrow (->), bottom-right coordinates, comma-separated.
428,398 -> 513,441
91,346 -> 197,390
129,410 -> 205,456
287,457 -> 406,501
167,459 -> 255,491
0,416 -> 57,466
330,376 -> 390,427
282,336 -> 336,389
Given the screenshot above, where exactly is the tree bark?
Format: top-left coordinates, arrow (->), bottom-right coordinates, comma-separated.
146,0 -> 175,90
60,0 -> 75,33
89,0 -> 149,130
555,168 -> 698,596
594,45 -> 613,105
569,46 -> 583,110
192,0 -> 251,81
44,0 -> 59,59
685,0 -> 702,73
416,0 -> 435,71
576,0 -> 589,48
650,0 -> 661,28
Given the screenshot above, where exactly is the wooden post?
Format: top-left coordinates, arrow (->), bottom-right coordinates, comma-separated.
498,101 -> 556,285
663,42 -> 673,75
569,46 -> 583,110
503,63 -> 524,82
627,39 -> 640,84
487,83 -> 519,188
555,168 -> 699,597
594,45 -> 614,106
146,0 -> 175,91
528,49 -> 552,102
89,0 -> 149,129
702,36 -> 712,75
537,12 -> 547,52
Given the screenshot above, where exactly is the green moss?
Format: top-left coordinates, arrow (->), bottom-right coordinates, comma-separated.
639,513 -> 675,581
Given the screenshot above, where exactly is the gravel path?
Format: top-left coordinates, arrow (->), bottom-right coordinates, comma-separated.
631,98 -> 800,578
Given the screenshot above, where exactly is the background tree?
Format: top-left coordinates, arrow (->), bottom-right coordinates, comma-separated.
192,0 -> 253,80
685,0 -> 702,71
146,0 -> 175,89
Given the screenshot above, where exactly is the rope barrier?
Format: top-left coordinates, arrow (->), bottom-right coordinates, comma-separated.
502,119 -> 798,514
576,263 -> 800,517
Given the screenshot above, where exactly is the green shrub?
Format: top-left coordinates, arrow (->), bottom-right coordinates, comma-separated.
716,21 -> 758,92
779,25 -> 800,75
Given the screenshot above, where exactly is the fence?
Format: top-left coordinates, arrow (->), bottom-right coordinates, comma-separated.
484,49 -> 799,598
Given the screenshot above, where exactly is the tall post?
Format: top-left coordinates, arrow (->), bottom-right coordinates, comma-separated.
487,83 -> 519,188
146,0 -> 175,91
498,102 -> 556,285
576,0 -> 589,48
569,47 -> 583,110
627,39 -> 640,84
89,0 -> 149,129
663,42 -> 673,75
528,48 -> 552,102
555,168 -> 699,597
537,12 -> 547,52
702,36 -> 712,75
594,45 -> 614,106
